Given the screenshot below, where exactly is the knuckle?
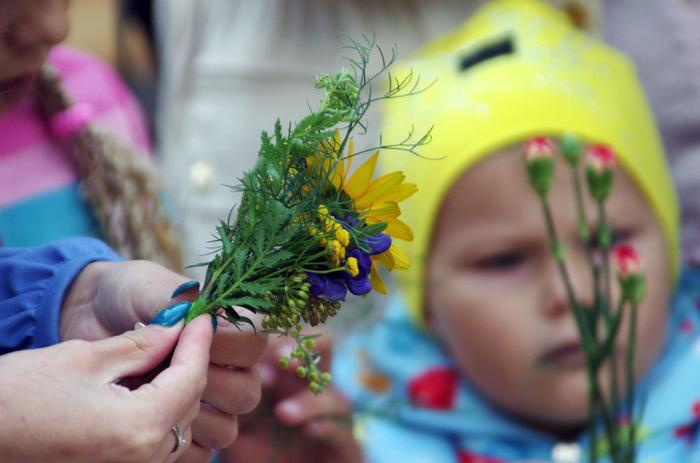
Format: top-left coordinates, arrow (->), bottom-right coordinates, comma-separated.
59,339 -> 96,366
120,330 -> 156,355
112,422 -> 162,462
198,375 -> 208,396
237,374 -> 262,413
211,415 -> 238,449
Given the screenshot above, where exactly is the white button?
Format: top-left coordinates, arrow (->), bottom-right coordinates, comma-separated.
552,442 -> 581,463
189,160 -> 217,191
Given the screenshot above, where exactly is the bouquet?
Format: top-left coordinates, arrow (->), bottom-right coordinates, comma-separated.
183,35 -> 430,393
525,135 -> 647,463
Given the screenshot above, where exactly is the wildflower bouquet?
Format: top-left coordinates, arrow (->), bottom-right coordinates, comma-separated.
525,135 -> 646,463
184,36 -> 429,393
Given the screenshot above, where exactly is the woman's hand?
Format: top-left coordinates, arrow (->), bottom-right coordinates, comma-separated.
219,332 -> 363,463
0,315 -> 213,463
59,260 -> 268,460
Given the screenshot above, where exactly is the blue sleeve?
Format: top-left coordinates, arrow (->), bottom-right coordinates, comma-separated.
0,238 -> 122,354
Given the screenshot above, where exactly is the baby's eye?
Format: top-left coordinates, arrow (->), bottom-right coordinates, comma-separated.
585,228 -> 632,249
475,250 -> 526,271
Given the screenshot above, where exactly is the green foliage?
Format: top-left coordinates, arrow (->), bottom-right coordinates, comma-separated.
183,34 -> 430,393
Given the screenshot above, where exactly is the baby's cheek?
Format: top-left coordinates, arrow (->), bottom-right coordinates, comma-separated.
633,301 -> 668,380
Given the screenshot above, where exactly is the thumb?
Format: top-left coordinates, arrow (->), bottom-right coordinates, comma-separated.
94,323 -> 183,380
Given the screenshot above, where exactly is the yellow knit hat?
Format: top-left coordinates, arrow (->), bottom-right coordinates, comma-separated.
381,0 -> 679,326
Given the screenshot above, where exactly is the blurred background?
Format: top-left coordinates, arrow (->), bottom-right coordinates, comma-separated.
62,0 -> 700,327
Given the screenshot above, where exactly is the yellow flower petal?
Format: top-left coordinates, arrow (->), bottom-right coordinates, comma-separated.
345,151 -> 379,199
354,172 -> 406,210
375,251 -> 395,271
370,265 -> 388,295
364,202 -> 400,222
384,218 -> 414,241
382,182 -> 418,203
389,244 -> 410,270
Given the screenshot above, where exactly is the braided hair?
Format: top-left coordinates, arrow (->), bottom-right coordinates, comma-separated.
34,67 -> 184,272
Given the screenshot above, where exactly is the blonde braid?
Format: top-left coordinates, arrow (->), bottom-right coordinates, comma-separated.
35,67 -> 184,272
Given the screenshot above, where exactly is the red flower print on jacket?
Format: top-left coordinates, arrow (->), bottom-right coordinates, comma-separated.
674,400 -> 700,443
407,367 -> 458,410
458,450 -> 506,463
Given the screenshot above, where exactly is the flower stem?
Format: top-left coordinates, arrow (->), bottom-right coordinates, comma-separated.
625,301 -> 639,463
597,200 -> 623,462
540,197 -> 593,345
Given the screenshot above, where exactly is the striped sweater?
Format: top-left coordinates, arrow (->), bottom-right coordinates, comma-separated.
0,46 -> 150,248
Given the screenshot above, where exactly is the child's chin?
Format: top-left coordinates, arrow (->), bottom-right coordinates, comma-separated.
507,402 -> 589,440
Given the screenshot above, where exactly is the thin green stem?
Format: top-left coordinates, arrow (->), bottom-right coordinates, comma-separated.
571,165 -> 603,366
625,301 -> 639,463
540,198 -> 593,344
589,390 -> 598,463
588,365 -> 618,460
597,200 -> 622,461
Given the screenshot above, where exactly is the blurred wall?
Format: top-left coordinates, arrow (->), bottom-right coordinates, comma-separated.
64,0 -> 117,63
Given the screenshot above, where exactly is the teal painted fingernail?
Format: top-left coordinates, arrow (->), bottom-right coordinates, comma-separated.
151,301 -> 192,326
171,280 -> 200,298
211,314 -> 218,333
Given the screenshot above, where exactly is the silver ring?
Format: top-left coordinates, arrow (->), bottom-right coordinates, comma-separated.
171,425 -> 187,453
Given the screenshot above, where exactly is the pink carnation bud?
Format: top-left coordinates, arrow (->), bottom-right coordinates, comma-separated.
612,244 -> 646,304
524,136 -> 556,162
585,144 -> 616,174
612,244 -> 642,278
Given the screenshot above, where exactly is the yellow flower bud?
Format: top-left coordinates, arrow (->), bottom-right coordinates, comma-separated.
346,257 -> 359,277
335,228 -> 350,247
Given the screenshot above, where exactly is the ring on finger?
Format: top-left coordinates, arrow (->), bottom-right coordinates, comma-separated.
171,425 -> 187,453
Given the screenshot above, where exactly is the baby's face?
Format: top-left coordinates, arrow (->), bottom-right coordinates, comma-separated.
426,145 -> 670,430
0,0 -> 69,110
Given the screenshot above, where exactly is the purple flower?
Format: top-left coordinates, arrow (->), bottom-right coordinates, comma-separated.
346,248 -> 372,276
342,215 -> 358,228
365,233 -> 392,255
306,272 -> 347,301
307,273 -> 327,298
343,248 -> 373,296
325,276 -> 348,301
345,274 -> 372,295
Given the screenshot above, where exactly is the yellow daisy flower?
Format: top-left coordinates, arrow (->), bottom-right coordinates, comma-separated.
309,130 -> 417,294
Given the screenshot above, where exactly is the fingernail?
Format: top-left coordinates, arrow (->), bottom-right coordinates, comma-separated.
210,313 -> 218,333
277,343 -> 294,358
259,363 -> 275,386
171,280 -> 200,298
306,419 -> 325,435
134,322 -> 146,330
150,301 -> 192,326
276,400 -> 302,420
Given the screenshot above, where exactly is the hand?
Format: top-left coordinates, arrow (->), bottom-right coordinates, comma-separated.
59,260 -> 267,461
0,315 -> 212,463
218,332 -> 363,463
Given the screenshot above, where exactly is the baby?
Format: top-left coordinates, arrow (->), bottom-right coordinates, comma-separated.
221,1 -> 700,461
332,0 -> 700,461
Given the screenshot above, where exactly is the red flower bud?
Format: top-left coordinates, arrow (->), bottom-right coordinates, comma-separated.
612,244 -> 641,278
585,144 -> 616,174
585,144 -> 616,201
524,136 -> 556,162
612,244 -> 646,304
524,137 -> 556,196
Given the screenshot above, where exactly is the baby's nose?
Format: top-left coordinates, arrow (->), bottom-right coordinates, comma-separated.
543,251 -> 595,318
